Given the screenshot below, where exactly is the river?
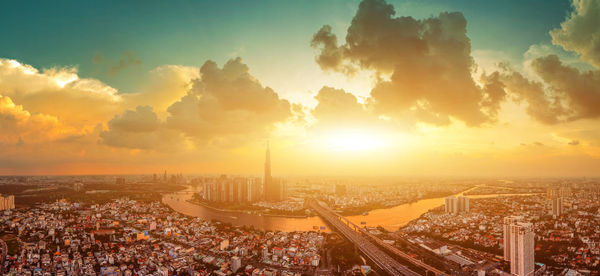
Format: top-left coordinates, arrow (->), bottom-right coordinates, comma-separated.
162,185 -> 540,232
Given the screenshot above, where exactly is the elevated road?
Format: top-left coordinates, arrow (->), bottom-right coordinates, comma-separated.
309,200 -> 446,276
309,200 -> 421,276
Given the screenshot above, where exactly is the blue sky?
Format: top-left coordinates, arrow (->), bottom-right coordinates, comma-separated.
1,0 -> 572,94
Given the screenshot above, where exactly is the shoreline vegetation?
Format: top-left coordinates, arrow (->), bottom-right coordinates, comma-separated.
186,198 -> 311,218
183,186 -> 479,219
334,185 -> 477,216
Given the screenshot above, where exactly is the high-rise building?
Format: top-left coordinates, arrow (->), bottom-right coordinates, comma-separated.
445,196 -> 469,214
509,222 -> 535,276
231,256 -> 241,272
559,186 -> 572,198
445,196 -> 458,214
335,184 -> 347,196
201,176 -> 261,204
503,216 -> 522,261
264,141 -> 284,202
0,195 -> 15,210
546,188 -> 559,199
551,197 -> 564,217
458,196 -> 469,213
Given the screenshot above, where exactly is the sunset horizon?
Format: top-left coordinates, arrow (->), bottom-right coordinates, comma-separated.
2,1 -> 600,275
2,0 -> 600,178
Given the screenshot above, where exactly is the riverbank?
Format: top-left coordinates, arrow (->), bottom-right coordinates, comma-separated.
337,185 -> 477,216
186,199 -> 310,218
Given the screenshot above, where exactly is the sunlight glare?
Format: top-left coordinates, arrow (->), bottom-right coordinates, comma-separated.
325,130 -> 387,152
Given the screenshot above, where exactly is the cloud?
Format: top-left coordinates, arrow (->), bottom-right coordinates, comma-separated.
0,95 -> 73,145
0,58 -> 120,127
95,51 -> 143,76
312,86 -> 373,127
498,67 -> 569,124
100,105 -> 186,150
311,0 -> 503,126
530,55 -> 600,121
105,105 -> 160,132
122,64 -> 201,112
568,140 -> 580,146
101,58 -> 294,150
550,0 -> 600,68
165,58 -> 292,141
311,25 -> 348,74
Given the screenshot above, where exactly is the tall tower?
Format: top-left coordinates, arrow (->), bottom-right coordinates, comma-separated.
264,141 -> 272,200
265,141 -> 271,182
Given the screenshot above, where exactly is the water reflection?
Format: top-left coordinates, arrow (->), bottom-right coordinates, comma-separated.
162,186 -> 329,232
163,185 -> 541,232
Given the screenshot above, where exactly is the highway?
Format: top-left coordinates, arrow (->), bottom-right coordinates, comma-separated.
0,239 -> 6,275
309,200 -> 422,276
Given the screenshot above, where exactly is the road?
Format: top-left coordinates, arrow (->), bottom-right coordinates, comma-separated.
0,239 -> 6,275
309,200 -> 422,276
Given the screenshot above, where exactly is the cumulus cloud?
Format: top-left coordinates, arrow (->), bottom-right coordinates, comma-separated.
312,86 -> 373,127
530,55 -> 600,121
100,105 -> 185,150
99,58 -> 293,150
311,0 -> 503,126
122,64 -> 200,112
165,58 -> 292,141
498,66 -> 569,124
550,0 -> 600,68
0,58 -> 120,127
0,95 -> 72,145
494,53 -> 600,125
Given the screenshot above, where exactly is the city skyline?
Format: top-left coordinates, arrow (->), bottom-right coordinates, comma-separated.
2,0 -> 600,177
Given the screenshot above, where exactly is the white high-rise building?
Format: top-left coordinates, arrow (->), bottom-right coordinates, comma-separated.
0,195 -> 15,210
503,216 -> 522,260
458,196 -> 469,213
445,196 -> 469,214
445,196 -> 458,214
510,222 -> 535,276
231,256 -> 241,272
551,197 -> 563,217
504,217 -> 535,276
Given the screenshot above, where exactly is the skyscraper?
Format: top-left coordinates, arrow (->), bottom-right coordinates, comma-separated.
264,141 -> 271,199
551,197 -> 564,217
0,195 -> 15,210
503,216 -> 535,276
264,141 -> 277,201
458,196 -> 469,213
445,196 -> 458,214
503,216 -> 522,261
509,222 -> 535,276
445,196 -> 469,214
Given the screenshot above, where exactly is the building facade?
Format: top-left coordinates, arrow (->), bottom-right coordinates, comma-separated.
0,195 -> 15,210
504,216 -> 535,276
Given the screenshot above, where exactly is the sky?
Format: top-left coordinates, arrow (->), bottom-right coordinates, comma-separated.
1,0 -> 600,177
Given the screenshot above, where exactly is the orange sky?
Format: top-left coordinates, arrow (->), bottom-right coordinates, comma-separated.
1,0 -> 600,177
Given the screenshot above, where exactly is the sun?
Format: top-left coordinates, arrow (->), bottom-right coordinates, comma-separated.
324,130 -> 387,152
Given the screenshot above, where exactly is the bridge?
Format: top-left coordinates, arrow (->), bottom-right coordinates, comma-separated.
309,200 -> 446,276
